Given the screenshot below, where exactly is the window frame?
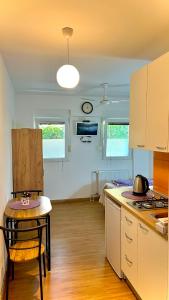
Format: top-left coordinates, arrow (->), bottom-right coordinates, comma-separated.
102,120 -> 131,160
35,117 -> 69,161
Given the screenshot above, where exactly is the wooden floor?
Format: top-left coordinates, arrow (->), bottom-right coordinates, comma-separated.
8,200 -> 136,300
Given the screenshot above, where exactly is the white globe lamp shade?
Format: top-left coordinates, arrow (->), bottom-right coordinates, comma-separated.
56,64 -> 80,88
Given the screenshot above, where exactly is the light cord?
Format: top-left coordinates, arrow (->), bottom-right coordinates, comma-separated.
67,38 -> 70,64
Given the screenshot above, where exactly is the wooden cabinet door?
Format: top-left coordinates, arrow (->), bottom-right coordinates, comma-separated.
12,129 -> 43,192
137,221 -> 168,300
129,65 -> 148,149
146,52 -> 169,152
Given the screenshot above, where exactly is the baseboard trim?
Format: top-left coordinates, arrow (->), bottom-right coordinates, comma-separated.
123,276 -> 141,300
51,197 -> 99,203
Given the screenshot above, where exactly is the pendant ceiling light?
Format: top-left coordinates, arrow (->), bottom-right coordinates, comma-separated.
56,27 -> 80,89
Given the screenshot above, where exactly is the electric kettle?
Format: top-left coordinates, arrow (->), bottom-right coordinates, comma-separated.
133,174 -> 149,196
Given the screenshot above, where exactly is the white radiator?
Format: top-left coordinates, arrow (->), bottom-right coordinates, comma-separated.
91,169 -> 130,198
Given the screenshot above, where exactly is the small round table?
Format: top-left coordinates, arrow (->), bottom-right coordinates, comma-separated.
4,196 -> 52,271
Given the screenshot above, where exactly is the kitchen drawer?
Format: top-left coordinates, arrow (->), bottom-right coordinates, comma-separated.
121,207 -> 138,236
121,224 -> 137,259
121,251 -> 138,289
121,207 -> 138,289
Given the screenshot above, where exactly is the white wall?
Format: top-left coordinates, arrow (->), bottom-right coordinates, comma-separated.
0,54 -> 15,298
15,93 -> 133,199
15,93 -> 153,200
133,149 -> 153,179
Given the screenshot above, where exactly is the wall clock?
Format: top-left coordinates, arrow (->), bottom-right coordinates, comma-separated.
81,102 -> 93,114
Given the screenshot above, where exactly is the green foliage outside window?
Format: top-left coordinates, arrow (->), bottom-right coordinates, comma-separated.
107,124 -> 129,139
40,124 -> 65,139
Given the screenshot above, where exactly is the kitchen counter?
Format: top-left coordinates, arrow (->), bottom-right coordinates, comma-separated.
105,186 -> 168,240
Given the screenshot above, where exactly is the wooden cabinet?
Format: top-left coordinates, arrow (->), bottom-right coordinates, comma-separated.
121,208 -> 138,290
129,51 -> 169,152
146,52 -> 169,152
129,65 -> 148,149
138,221 -> 168,300
121,208 -> 168,300
105,197 -> 122,278
12,129 -> 43,192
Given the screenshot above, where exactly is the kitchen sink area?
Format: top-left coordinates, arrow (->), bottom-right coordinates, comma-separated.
151,211 -> 168,219
126,194 -> 168,236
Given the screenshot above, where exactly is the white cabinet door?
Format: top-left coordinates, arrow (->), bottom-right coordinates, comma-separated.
129,65 -> 148,149
138,221 -> 168,300
105,198 -> 122,278
146,52 -> 169,152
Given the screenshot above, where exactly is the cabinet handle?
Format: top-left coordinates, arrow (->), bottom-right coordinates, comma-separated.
125,255 -> 133,266
156,146 -> 166,150
139,223 -> 149,233
137,144 -> 145,148
125,232 -> 133,242
125,216 -> 133,225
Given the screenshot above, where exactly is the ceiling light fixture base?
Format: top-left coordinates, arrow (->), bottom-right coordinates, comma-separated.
56,27 -> 80,89
62,27 -> 73,38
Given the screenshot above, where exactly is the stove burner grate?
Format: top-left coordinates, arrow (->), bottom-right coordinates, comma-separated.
127,196 -> 168,211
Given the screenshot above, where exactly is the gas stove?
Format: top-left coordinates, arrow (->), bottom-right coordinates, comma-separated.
127,196 -> 168,211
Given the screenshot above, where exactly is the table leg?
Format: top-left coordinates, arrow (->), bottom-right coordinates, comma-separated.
46,214 -> 51,271
46,217 -> 48,251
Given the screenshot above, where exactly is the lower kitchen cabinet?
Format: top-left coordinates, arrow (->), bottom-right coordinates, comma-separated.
121,208 -> 138,291
137,221 -> 168,300
121,208 -> 168,300
105,197 -> 122,278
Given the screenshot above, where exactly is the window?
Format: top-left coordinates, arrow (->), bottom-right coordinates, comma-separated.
36,119 -> 69,160
103,122 -> 130,158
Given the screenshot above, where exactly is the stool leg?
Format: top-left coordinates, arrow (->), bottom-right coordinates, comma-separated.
43,253 -> 46,277
6,259 -> 10,300
38,256 -> 43,300
11,262 -> 14,280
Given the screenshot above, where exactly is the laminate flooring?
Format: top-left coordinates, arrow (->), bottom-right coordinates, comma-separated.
8,200 -> 136,300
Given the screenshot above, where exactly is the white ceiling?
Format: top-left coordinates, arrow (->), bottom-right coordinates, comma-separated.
1,0 -> 169,97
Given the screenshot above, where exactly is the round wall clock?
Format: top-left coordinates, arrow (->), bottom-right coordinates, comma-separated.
81,102 -> 93,114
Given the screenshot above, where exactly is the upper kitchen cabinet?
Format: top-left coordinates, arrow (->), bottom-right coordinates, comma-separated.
130,51 -> 169,152
146,52 -> 169,152
129,65 -> 148,149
